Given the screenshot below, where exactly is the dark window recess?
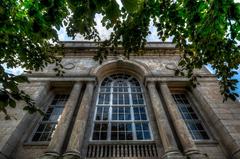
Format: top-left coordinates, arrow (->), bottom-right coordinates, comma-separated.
31,94 -> 69,142
172,94 -> 209,140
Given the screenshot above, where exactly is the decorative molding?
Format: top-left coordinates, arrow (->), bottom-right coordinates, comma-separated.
63,62 -> 75,70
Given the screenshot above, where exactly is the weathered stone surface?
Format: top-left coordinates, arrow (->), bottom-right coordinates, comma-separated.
0,42 -> 239,159
0,82 -> 50,159
159,83 -> 207,158
64,82 -> 94,157
46,82 -> 83,155
32,58 -> 98,75
147,82 -> 182,157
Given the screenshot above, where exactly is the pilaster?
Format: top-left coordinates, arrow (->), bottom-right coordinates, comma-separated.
147,82 -> 183,159
63,82 -> 95,159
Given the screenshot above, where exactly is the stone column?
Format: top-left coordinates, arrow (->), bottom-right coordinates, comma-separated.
63,81 -> 95,159
159,83 -> 205,158
39,82 -> 83,159
147,82 -> 183,159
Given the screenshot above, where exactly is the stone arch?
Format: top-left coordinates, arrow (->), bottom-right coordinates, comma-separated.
90,58 -> 151,83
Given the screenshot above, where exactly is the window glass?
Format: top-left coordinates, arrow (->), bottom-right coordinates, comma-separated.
31,94 -> 69,142
172,94 -> 209,140
92,74 -> 152,141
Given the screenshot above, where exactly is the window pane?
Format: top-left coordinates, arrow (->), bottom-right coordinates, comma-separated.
98,94 -> 104,104
105,94 -> 110,104
126,132 -> 133,140
101,124 -> 108,131
132,94 -> 138,104
100,132 -> 107,140
39,133 -> 49,141
111,123 -> 118,131
136,131 -> 143,140
125,107 -> 130,113
113,94 -> 117,104
119,107 -> 124,113
111,132 -> 117,140
94,124 -> 101,131
119,124 -> 125,131
134,114 -> 140,120
103,114 -> 108,120
126,114 -> 131,120
36,124 -> 45,132
142,123 -> 149,131
93,132 -> 100,140
144,131 -> 151,139
112,107 -> 118,113
112,114 -> 117,120
97,107 -> 102,113
141,114 -> 147,120
119,132 -> 125,140
126,124 -> 132,131
119,114 -> 124,120
32,133 -> 41,141
96,114 -> 101,120
44,124 -> 53,132
135,123 -> 141,130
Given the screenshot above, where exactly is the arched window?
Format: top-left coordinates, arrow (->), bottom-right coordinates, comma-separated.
92,74 -> 152,141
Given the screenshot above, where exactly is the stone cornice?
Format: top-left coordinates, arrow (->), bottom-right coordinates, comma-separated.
144,75 -> 217,86
60,41 -> 176,48
28,75 -> 96,82
59,41 -> 180,56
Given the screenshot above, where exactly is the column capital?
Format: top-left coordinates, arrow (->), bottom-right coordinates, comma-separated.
159,81 -> 168,85
147,81 -> 156,87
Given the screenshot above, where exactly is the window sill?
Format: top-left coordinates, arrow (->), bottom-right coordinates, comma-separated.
24,141 -> 49,146
195,140 -> 218,145
89,140 -> 155,145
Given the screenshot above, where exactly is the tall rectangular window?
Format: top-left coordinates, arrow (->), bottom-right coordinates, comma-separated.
92,74 -> 152,141
172,94 -> 209,140
31,94 -> 69,142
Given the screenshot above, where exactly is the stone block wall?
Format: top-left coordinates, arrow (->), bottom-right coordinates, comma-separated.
0,43 -> 239,159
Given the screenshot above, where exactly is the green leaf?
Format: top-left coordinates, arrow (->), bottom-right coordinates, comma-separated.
5,82 -> 18,92
13,75 -> 29,83
9,98 -> 16,108
121,0 -> 143,13
105,0 -> 120,23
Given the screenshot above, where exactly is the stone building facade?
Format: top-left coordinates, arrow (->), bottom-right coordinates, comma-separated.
0,42 -> 240,159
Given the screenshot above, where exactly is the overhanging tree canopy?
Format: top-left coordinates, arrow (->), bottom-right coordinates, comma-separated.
0,0 -> 239,119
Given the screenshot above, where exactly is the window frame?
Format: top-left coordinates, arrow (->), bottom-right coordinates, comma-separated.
91,74 -> 153,141
171,92 -> 211,141
28,94 -> 69,144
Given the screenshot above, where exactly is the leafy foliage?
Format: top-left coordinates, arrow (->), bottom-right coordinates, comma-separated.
0,0 -> 239,118
0,0 -> 67,118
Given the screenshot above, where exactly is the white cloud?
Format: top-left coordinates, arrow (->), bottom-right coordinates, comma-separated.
57,14 -> 112,41
2,64 -> 23,75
